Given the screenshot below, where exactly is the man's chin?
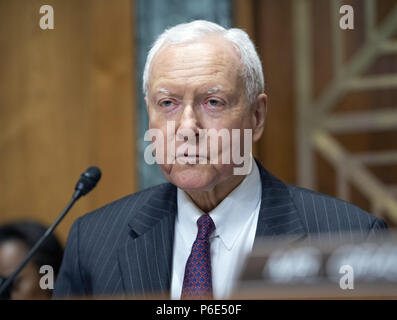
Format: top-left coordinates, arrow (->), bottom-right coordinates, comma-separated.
165,164 -> 218,191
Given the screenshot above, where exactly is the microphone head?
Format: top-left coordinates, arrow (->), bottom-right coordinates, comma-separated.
74,166 -> 102,197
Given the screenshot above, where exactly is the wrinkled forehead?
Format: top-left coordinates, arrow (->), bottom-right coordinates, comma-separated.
148,37 -> 243,94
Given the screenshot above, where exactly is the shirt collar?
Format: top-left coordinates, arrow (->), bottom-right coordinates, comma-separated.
177,159 -> 262,250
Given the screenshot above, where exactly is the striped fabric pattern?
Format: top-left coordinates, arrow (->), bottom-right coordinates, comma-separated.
53,161 -> 388,298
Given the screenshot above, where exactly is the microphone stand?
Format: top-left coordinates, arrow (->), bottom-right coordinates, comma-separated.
0,276 -> 11,299
0,195 -> 79,298
0,166 -> 101,299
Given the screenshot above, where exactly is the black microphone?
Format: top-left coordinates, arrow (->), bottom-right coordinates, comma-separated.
0,166 -> 101,298
73,166 -> 102,199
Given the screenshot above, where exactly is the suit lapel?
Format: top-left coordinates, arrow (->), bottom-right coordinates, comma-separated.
117,184 -> 177,297
117,161 -> 306,296
254,161 -> 307,243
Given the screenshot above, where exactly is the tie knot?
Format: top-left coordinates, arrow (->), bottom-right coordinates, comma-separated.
196,214 -> 215,241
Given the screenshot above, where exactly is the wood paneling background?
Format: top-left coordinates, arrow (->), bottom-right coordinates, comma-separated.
249,0 -> 397,226
253,0 -> 297,184
0,0 -> 137,244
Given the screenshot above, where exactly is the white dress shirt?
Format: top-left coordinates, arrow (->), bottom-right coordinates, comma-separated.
171,160 -> 262,299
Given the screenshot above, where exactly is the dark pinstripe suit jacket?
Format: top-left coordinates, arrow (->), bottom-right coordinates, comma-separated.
53,162 -> 387,298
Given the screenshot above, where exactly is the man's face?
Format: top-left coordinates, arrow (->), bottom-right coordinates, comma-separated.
146,36 -> 265,191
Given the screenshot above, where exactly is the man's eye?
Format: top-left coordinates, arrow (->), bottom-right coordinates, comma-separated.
159,100 -> 174,107
206,99 -> 222,107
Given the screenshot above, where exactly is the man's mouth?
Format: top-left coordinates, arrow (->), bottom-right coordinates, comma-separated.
175,152 -> 208,163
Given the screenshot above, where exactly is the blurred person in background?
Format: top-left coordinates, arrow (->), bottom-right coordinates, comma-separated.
0,221 -> 63,299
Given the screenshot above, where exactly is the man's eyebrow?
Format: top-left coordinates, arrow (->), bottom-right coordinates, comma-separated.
207,86 -> 223,94
157,88 -> 170,95
155,86 -> 224,95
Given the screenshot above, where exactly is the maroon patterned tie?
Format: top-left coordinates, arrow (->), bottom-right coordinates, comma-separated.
181,214 -> 215,299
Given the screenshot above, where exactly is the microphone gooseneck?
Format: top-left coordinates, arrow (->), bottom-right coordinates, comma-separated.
0,166 -> 101,298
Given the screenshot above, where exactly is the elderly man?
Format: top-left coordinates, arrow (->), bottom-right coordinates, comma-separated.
54,20 -> 387,299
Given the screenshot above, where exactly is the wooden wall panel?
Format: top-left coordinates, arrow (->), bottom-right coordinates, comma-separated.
237,0 -> 396,226
252,0 -> 296,184
0,0 -> 137,244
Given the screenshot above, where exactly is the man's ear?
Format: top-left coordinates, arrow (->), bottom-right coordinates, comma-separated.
144,96 -> 149,110
252,93 -> 267,143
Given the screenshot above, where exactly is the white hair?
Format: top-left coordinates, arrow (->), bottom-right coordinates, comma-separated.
142,20 -> 264,105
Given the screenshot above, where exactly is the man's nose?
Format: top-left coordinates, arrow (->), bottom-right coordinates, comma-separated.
177,104 -> 200,140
